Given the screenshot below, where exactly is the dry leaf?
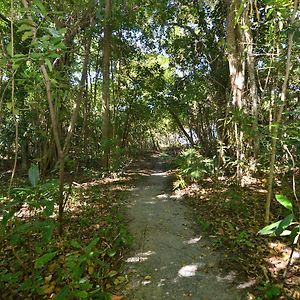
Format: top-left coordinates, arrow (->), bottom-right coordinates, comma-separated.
44,274 -> 52,284
218,228 -> 225,235
88,265 -> 94,275
44,283 -> 55,294
112,295 -> 123,300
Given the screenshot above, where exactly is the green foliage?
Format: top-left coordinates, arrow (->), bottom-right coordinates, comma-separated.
0,208 -> 131,298
196,217 -> 211,232
28,163 -> 40,187
35,251 -> 57,268
258,282 -> 282,299
234,231 -> 254,248
174,148 -> 214,189
259,195 -> 299,244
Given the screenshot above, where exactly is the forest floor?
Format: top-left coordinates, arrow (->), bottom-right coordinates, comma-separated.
0,153 -> 299,299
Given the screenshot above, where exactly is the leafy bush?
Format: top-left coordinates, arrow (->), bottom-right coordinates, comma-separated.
259,195 -> 299,243
174,148 -> 214,189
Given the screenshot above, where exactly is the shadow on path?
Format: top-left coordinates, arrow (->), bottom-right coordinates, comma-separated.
123,156 -> 245,300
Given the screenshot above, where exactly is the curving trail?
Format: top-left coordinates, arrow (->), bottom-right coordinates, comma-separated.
123,157 -> 244,300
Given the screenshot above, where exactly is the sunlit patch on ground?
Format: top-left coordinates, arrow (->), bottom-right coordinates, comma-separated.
216,271 -> 236,282
237,279 -> 256,289
177,263 -> 205,278
126,251 -> 156,263
184,236 -> 202,245
156,193 -> 168,199
152,171 -> 168,177
158,278 -> 166,287
266,242 -> 300,275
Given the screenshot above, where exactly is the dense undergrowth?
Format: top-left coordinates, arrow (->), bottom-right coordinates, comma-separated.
0,164 -> 136,300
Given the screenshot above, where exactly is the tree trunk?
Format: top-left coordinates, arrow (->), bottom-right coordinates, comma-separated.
225,0 -> 246,182
168,106 -> 195,146
102,0 -> 112,170
244,1 -> 259,159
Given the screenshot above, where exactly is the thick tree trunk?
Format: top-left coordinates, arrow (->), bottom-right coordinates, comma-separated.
102,0 -> 112,170
226,0 -> 246,182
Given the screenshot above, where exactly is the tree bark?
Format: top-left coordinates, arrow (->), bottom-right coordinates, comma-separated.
168,106 -> 195,146
244,1 -> 259,159
102,0 -> 112,170
225,0 -> 246,182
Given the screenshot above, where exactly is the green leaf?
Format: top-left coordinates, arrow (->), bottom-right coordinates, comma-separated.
28,163 -> 40,187
107,249 -> 116,257
45,58 -> 53,72
30,52 -> 42,60
55,286 -> 72,300
35,251 -> 56,268
85,237 -> 100,254
266,285 -> 281,298
22,31 -> 33,42
70,239 -> 82,249
274,214 -> 294,236
34,0 -> 47,15
275,195 -> 293,211
41,220 -> 55,242
290,226 -> 300,244
258,220 -> 282,235
259,214 -> 294,236
73,290 -> 89,299
6,42 -> 12,56
17,23 -> 33,32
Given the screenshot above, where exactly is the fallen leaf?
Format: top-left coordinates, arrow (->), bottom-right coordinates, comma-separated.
108,270 -> 118,277
48,262 -> 57,273
88,265 -> 94,275
112,295 -> 123,300
218,228 -> 225,235
44,283 -> 55,294
44,274 -> 52,284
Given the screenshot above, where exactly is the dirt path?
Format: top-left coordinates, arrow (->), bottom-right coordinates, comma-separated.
123,157 -> 245,300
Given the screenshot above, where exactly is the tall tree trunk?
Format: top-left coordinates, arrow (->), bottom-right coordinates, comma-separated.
225,0 -> 246,182
244,0 -> 259,159
265,0 -> 298,223
102,0 -> 112,170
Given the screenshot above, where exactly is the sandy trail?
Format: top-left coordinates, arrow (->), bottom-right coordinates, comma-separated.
123,157 -> 244,300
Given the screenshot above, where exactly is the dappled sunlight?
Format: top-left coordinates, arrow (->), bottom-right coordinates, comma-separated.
249,187 -> 267,193
156,193 -> 168,199
152,171 -> 168,177
184,236 -> 202,245
144,200 -> 156,205
237,279 -> 256,289
216,271 -> 237,282
265,242 -> 300,277
170,193 -> 183,200
126,250 -> 156,263
177,263 -> 202,277
142,280 -> 151,286
158,278 -> 166,287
